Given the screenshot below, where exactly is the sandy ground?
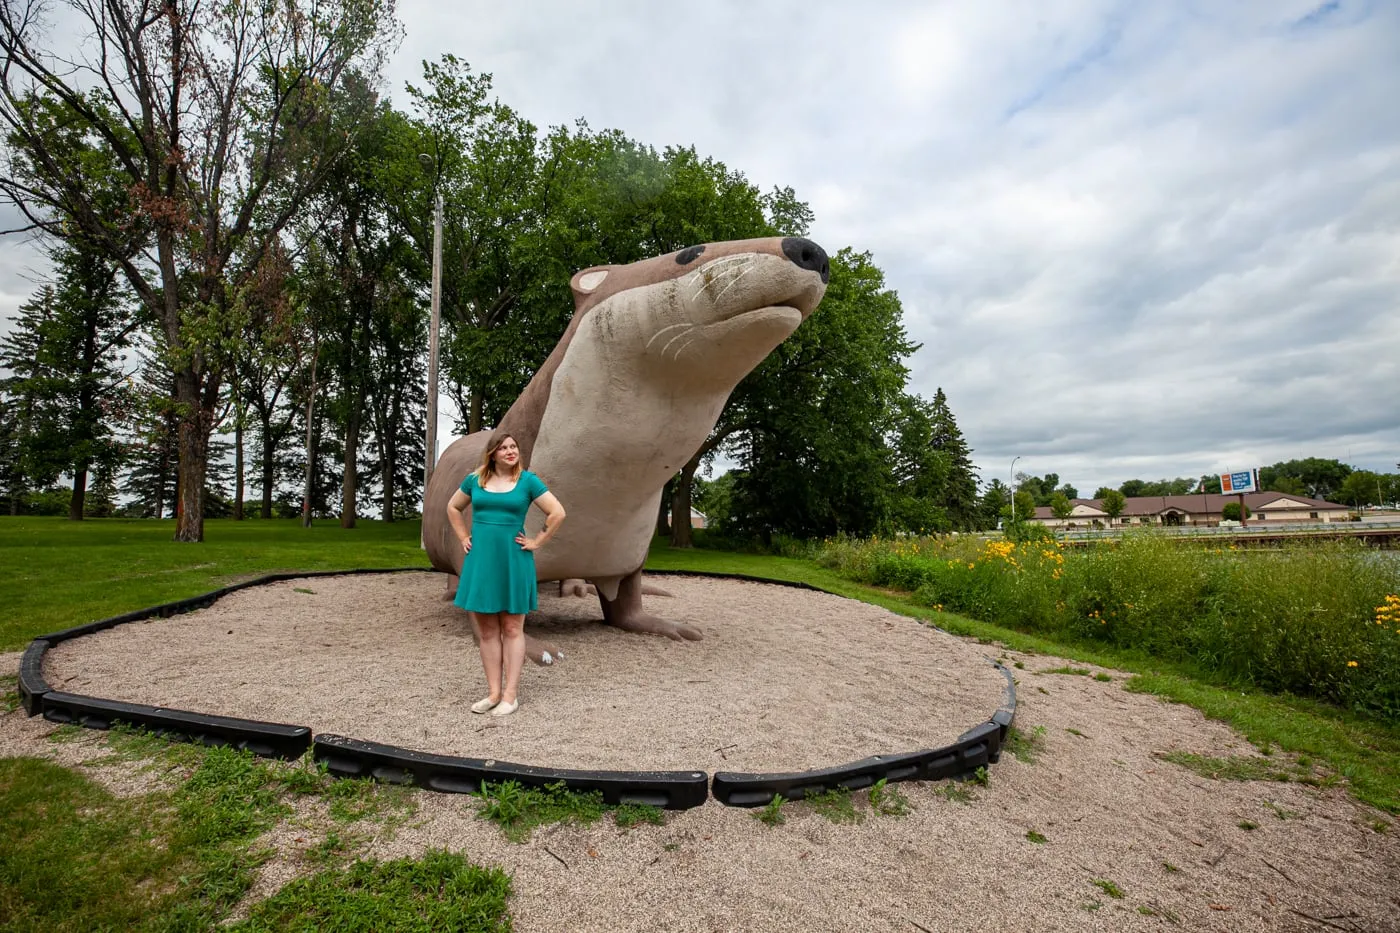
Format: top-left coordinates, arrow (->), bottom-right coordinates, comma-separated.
39,574 -> 1009,773
3,576 -> 1398,932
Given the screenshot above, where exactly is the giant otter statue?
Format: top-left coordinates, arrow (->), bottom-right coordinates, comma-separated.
422,236 -> 830,662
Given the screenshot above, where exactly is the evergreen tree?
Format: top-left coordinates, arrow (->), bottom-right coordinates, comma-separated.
925,387 -> 980,530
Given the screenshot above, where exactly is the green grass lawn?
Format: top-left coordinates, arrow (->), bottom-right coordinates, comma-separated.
2,516 -> 1399,928
0,517 -> 428,649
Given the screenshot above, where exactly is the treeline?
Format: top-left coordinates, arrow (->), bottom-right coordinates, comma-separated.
0,3 -> 982,541
974,458 -> 1398,521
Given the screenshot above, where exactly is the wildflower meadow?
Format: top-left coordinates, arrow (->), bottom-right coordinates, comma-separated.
816,532 -> 1400,723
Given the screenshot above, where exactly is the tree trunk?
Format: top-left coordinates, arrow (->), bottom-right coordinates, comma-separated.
668,431 -> 730,548
258,408 -> 275,519
173,368 -> 208,542
69,304 -> 101,521
69,465 -> 88,521
234,414 -> 245,520
341,399 -> 360,529
656,477 -> 673,537
302,346 -> 320,528
381,393 -> 398,522
669,452 -> 703,548
469,390 -> 484,434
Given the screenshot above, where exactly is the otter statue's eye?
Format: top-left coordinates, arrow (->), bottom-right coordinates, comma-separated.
676,245 -> 705,265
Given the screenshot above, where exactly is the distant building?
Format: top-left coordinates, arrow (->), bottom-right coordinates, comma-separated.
1030,493 -> 1349,529
690,507 -> 708,529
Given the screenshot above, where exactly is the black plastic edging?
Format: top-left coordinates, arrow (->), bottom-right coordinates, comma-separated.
313,733 -> 709,810
710,658 -> 1015,808
40,690 -> 311,759
712,729 -> 999,808
18,566 -> 1017,804
18,639 -> 51,717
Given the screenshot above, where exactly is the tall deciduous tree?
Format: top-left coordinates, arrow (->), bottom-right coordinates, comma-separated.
1,0 -> 399,540
724,249 -> 916,541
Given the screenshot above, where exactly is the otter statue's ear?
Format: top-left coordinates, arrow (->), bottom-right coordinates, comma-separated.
570,267 -> 611,303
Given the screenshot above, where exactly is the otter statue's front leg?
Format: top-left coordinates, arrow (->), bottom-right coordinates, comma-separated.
596,567 -> 701,641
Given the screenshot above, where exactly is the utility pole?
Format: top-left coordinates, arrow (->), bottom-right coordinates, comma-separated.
420,154 -> 443,547
1009,455 -> 1021,525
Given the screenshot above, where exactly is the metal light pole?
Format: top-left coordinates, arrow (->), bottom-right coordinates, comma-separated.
420,154 -> 442,545
1009,455 -> 1021,524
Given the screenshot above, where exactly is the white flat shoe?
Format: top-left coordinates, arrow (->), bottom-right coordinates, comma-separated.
491,699 -> 519,717
470,697 -> 499,714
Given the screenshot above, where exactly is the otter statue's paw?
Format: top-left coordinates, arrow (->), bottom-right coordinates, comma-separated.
558,578 -> 595,598
639,582 -> 674,598
607,613 -> 702,642
525,634 -> 564,666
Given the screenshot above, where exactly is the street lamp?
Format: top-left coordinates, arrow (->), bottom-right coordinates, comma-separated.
1009,455 -> 1021,524
419,153 -> 443,543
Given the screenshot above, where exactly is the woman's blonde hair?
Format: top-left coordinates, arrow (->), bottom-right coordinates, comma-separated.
475,433 -> 523,484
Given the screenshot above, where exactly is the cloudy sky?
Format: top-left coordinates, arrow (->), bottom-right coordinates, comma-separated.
4,0 -> 1398,495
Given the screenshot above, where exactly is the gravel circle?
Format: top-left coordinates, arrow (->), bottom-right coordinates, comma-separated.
41,573 -> 1008,773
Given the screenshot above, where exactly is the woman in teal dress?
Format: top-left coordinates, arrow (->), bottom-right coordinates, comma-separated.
446,433 -> 565,717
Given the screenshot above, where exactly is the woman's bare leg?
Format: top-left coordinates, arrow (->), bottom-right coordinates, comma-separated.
499,613 -> 526,704
472,612 -> 503,701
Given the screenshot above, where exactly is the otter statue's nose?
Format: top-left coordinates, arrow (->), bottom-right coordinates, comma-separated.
781,236 -> 830,283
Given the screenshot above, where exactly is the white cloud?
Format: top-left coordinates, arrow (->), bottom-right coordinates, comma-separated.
4,0 -> 1397,496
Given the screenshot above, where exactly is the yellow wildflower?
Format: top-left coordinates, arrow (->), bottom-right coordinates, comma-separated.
1347,661 -> 1359,668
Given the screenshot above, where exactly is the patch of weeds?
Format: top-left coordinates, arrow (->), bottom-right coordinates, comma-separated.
84,722 -> 192,767
1081,899 -> 1102,912
229,849 -> 511,932
0,757 -> 186,930
1091,878 -> 1125,899
1138,905 -> 1157,916
1237,819 -> 1259,831
292,587 -> 316,594
1257,741 -> 1275,756
1036,686 -> 1049,695
1005,725 -> 1047,764
614,803 -> 665,829
1264,800 -> 1299,820
47,723 -> 85,743
1094,673 -> 1113,683
868,778 -> 911,817
1162,861 -> 1179,873
1,673 -> 19,714
305,829 -> 356,866
476,780 -> 605,843
1044,666 -> 1092,676
1013,661 -> 1025,669
1026,830 -> 1047,844
970,766 -> 989,787
754,794 -> 787,827
324,776 -> 417,826
662,842 -> 680,851
937,781 -> 974,805
272,755 -> 330,796
1065,727 -> 1087,738
1373,819 -> 1391,834
807,788 -> 864,825
1155,751 -> 1312,784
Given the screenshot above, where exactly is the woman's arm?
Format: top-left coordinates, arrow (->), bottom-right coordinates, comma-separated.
447,489 -> 472,552
518,491 -> 565,552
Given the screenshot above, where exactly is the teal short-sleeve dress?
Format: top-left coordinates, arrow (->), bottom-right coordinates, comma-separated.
454,470 -> 549,615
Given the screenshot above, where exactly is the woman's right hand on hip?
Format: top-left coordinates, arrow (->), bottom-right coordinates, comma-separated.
461,536 -> 472,553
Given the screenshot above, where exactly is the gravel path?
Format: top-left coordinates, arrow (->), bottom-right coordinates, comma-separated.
5,575 -> 1398,931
